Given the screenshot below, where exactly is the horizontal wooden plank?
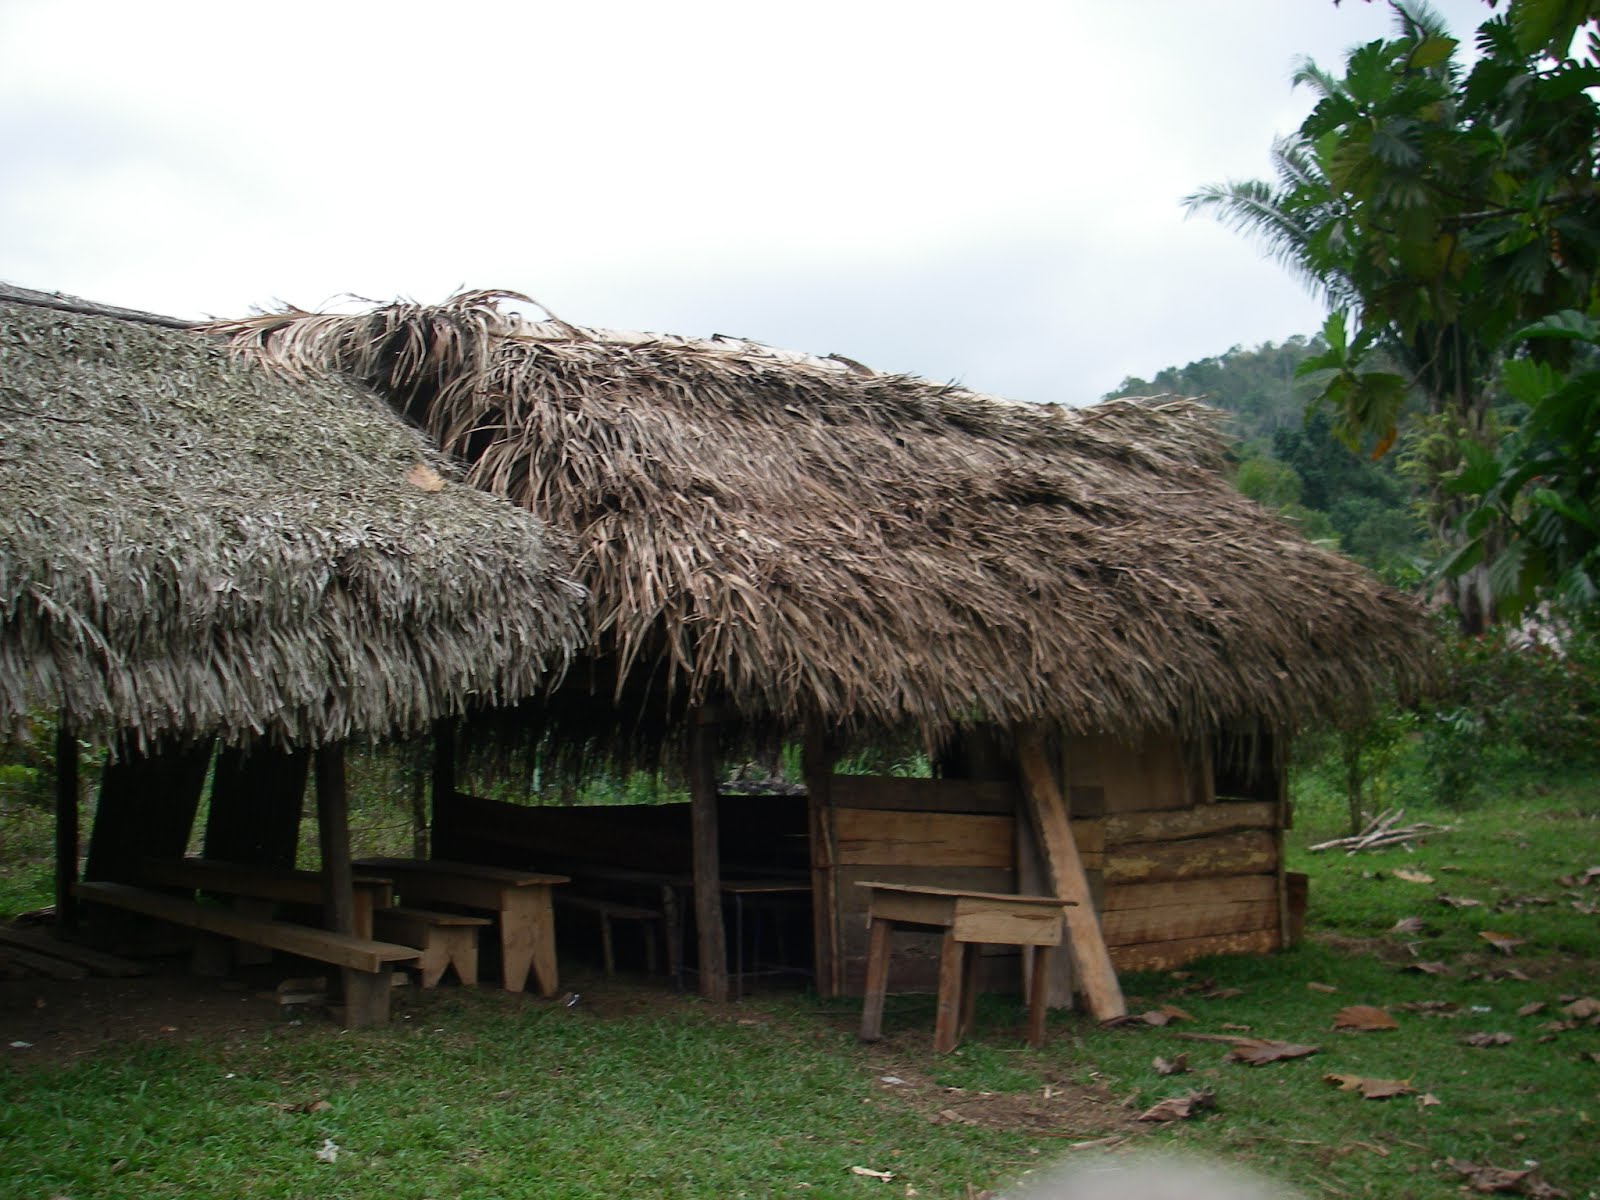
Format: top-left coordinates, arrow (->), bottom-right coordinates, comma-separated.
1102,874 -> 1278,912
834,866 -> 1018,915
142,858 -> 392,904
830,776 -> 1018,815
0,945 -> 88,980
1070,818 -> 1105,855
1109,927 -> 1278,973
1105,802 -> 1277,847
1103,831 -> 1278,885
1101,897 -> 1279,948
75,883 -> 418,972
0,925 -> 149,977
834,809 -> 1013,869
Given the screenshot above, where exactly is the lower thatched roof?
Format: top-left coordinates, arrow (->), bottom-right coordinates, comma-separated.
0,286 -> 586,751
211,290 -> 1433,745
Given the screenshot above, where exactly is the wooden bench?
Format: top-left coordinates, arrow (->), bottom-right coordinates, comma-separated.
554,893 -> 662,976
354,859 -> 568,996
372,906 -> 490,988
140,857 -> 394,941
855,881 -> 1074,1053
75,882 -> 419,1027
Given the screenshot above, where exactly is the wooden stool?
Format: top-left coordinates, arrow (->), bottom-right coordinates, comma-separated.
373,906 -> 491,988
855,882 -> 1072,1053
555,894 -> 662,976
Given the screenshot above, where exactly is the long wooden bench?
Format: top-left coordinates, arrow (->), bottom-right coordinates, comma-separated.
140,857 -> 394,940
75,882 -> 419,1027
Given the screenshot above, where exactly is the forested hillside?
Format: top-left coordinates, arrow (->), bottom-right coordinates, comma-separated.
1110,339 -> 1427,583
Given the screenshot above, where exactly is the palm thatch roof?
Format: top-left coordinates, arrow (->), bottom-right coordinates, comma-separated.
0,285 -> 586,752
210,290 -> 1432,746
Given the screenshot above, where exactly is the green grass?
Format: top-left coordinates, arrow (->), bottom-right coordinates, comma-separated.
3,761 -> 1597,1198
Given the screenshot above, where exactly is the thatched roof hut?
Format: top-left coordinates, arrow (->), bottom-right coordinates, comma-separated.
1,285 -> 587,752
213,290 -> 1431,749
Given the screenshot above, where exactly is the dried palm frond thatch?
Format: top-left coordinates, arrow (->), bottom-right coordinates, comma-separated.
1,286 -> 585,751
212,290 -> 1433,746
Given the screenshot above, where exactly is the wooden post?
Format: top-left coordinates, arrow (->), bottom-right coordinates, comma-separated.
315,745 -> 356,937
430,719 -> 457,861
316,743 -> 380,1027
801,725 -> 841,998
1014,723 -> 1126,1021
54,720 -> 79,934
686,711 -> 728,1002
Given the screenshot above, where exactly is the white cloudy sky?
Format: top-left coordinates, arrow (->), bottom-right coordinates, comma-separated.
1,0 -> 1492,405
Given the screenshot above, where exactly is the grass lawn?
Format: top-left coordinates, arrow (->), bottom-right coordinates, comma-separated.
2,765 -> 1596,1199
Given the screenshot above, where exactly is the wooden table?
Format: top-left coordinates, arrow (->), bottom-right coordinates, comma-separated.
723,878 -> 812,999
355,858 -> 567,996
141,857 -> 395,939
855,881 -> 1073,1053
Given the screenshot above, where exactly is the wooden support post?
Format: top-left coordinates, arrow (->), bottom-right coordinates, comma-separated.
316,743 -> 378,1023
54,720 -> 79,935
1014,723 -> 1126,1022
802,725 -> 841,998
687,711 -> 728,1002
430,719 -> 458,860
315,745 -> 356,937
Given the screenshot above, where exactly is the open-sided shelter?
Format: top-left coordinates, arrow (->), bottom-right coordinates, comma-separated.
215,291 -> 1433,1016
1,284 -> 585,942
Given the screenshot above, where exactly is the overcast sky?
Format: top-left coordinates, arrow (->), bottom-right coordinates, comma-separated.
1,0 -> 1493,406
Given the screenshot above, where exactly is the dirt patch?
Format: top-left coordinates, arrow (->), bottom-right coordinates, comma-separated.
860,1059 -> 1140,1140
1,960 -> 293,1069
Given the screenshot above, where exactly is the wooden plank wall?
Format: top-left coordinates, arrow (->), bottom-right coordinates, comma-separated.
1070,733 -> 1284,972
826,777 -> 1020,995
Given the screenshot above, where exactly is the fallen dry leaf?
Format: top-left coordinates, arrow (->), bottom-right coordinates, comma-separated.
1447,1157 -> 1568,1196
1404,961 -> 1452,976
1463,1031 -> 1515,1047
1391,916 -> 1426,934
1439,894 -> 1484,908
1517,1002 -> 1547,1017
1324,1073 -> 1414,1100
315,1139 -> 339,1164
1392,868 -> 1434,884
1136,1087 -> 1215,1122
1397,999 -> 1460,1015
849,1166 -> 895,1181
1224,1038 -> 1320,1066
1479,931 -> 1526,956
1560,997 -> 1600,1020
1417,1092 -> 1442,1108
1219,1022 -> 1252,1031
1202,986 -> 1243,1000
1333,1005 -> 1399,1032
1307,981 -> 1338,993
1152,1054 -> 1189,1076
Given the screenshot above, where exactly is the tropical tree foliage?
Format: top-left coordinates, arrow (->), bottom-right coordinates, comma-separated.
1187,0 -> 1600,624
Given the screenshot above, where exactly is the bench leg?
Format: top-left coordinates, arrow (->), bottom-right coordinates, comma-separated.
339,969 -> 391,1028
858,916 -> 891,1042
233,899 -> 274,966
1026,946 -> 1052,1048
190,931 -> 232,977
599,914 -> 616,977
416,934 -> 449,989
934,930 -> 966,1054
451,927 -> 480,987
501,888 -> 559,996
959,939 -> 981,1040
